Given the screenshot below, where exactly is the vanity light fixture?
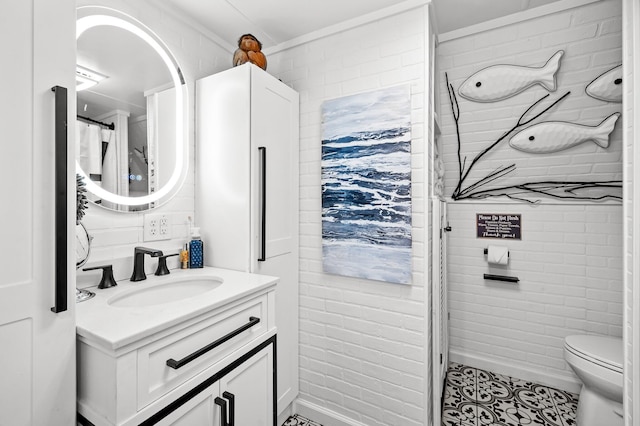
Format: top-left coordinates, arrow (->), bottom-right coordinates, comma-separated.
76,65 -> 107,92
76,9 -> 185,207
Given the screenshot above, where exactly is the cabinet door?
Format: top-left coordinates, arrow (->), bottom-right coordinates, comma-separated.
250,67 -> 300,415
0,1 -> 77,425
155,382 -> 222,426
219,344 -> 274,426
250,67 -> 299,263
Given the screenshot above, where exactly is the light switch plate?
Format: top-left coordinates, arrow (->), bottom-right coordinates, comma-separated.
144,214 -> 172,241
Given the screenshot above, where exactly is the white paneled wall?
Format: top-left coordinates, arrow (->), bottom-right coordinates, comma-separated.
439,0 -> 623,393
267,7 -> 430,426
76,0 -> 230,284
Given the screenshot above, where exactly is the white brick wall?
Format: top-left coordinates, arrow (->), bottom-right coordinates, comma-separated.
438,0 -> 623,392
439,0 -> 623,198
76,0 -> 230,285
446,202 -> 622,390
267,7 -> 430,425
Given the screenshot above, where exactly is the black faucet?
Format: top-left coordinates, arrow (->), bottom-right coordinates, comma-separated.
155,253 -> 180,276
131,247 -> 164,282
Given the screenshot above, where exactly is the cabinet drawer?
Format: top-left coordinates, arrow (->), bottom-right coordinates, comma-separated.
136,294 -> 268,410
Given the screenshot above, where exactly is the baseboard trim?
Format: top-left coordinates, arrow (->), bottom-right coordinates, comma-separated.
449,349 -> 582,394
293,399 -> 369,426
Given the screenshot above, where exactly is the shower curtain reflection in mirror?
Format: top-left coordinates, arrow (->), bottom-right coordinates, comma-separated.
76,120 -> 118,209
75,85 -> 176,211
128,114 -> 149,199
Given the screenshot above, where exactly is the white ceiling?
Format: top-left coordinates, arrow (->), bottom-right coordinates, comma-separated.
161,0 -> 568,50
432,0 -> 568,33
76,0 -> 571,117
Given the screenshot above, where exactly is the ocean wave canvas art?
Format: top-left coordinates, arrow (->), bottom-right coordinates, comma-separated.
321,85 -> 412,284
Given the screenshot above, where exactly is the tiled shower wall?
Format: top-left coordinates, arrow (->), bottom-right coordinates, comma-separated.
76,0 -> 230,283
438,0 -> 623,392
266,6 -> 431,425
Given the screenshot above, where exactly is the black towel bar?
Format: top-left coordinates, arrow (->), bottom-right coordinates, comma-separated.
484,273 -> 519,283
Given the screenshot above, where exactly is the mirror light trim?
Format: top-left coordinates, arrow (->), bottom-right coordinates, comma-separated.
76,10 -> 186,206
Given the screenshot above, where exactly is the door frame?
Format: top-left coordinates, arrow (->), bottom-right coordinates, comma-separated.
431,197 -> 448,426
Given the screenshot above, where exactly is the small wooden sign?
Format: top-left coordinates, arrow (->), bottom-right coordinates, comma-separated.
476,213 -> 521,240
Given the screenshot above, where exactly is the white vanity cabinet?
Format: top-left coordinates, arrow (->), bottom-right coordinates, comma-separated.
76,268 -> 277,426
196,63 -> 299,417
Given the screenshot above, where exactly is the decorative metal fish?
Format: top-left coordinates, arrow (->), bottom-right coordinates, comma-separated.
585,64 -> 622,103
509,112 -> 620,154
458,50 -> 564,103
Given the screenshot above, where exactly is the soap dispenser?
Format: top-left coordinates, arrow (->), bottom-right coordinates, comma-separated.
189,227 -> 204,268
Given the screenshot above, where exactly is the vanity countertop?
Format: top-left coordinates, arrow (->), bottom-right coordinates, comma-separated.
75,267 -> 278,352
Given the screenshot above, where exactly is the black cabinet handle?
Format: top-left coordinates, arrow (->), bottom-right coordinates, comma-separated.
166,317 -> 261,369
214,396 -> 229,426
51,86 -> 68,313
215,392 -> 235,426
223,391 -> 235,426
258,147 -> 266,262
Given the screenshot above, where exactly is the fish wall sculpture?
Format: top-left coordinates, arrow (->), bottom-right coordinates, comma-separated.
458,50 -> 564,103
509,112 -> 620,154
585,64 -> 622,103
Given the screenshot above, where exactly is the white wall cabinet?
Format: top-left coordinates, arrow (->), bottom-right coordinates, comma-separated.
196,63 -> 300,416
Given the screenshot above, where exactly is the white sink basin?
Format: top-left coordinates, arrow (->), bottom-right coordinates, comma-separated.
108,277 -> 224,308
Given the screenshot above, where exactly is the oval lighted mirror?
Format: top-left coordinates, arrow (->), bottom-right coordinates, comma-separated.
76,6 -> 187,211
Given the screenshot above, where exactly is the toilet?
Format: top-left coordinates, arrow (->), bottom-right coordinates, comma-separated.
564,334 -> 623,426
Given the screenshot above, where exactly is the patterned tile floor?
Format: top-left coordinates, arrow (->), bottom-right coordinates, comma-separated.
282,414 -> 323,426
442,363 -> 579,426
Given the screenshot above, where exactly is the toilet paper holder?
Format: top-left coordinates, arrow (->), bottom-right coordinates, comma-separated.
483,247 -> 517,282
483,248 -> 509,257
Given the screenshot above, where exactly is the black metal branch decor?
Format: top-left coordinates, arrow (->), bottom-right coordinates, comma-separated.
445,72 -> 622,203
